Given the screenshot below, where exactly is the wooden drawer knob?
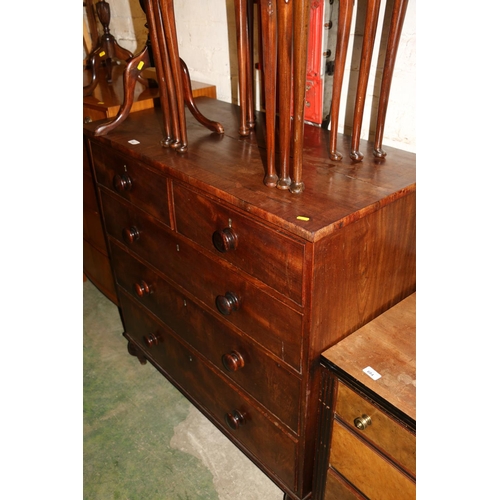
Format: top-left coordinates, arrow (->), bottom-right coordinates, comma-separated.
354,414 -> 372,431
143,332 -> 162,347
222,351 -> 245,371
216,292 -> 240,315
113,173 -> 132,192
122,226 -> 140,243
225,409 -> 246,430
134,280 -> 152,297
212,228 -> 238,253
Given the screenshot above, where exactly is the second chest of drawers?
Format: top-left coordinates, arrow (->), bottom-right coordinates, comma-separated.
313,294 -> 416,500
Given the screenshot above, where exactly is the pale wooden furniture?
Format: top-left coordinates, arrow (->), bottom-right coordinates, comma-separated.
313,293 -> 416,499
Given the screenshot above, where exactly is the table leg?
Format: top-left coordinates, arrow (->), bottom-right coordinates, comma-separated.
290,0 -> 310,194
328,0 -> 354,161
235,0 -> 251,136
144,0 -> 178,146
373,0 -> 409,158
93,46 -> 151,136
259,0 -> 278,187
180,60 -> 224,134
277,0 -> 293,190
161,0 -> 188,152
350,0 -> 382,162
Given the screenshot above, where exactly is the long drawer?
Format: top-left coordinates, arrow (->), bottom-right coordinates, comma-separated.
173,183 -> 305,305
100,190 -> 304,372
119,290 -> 298,492
91,142 -> 172,226
111,240 -> 301,433
335,381 -> 416,475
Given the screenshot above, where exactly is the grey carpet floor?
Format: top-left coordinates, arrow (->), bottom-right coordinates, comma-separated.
83,279 -> 284,500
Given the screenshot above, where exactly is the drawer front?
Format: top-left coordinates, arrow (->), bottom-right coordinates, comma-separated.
173,183 -> 305,305
324,468 -> 364,500
119,291 -> 298,492
330,421 -> 415,500
101,191 -> 303,372
335,381 -> 416,475
111,241 -> 301,432
91,142 -> 172,226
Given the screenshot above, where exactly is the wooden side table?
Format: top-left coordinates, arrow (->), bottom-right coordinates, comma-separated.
83,65 -> 216,304
313,293 -> 416,499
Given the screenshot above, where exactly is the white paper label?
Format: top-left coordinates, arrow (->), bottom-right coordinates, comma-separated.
363,366 -> 381,381
128,139 -> 140,145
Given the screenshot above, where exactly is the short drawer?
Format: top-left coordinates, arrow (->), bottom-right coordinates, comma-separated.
119,291 -> 298,492
101,191 -> 304,372
111,241 -> 301,432
173,183 -> 305,305
330,420 -> 415,500
91,142 -> 172,226
335,381 -> 416,475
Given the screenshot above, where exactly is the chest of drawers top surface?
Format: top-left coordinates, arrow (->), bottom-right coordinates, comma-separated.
322,293 -> 416,422
83,97 -> 415,243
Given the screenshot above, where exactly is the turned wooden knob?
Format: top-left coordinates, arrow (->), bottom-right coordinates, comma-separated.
225,409 -> 246,430
212,228 -> 238,253
143,332 -> 162,347
113,173 -> 132,192
222,351 -> 245,371
122,226 -> 140,243
134,280 -> 152,297
216,292 -> 240,315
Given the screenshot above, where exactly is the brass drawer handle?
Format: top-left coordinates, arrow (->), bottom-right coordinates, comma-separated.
354,414 -> 372,431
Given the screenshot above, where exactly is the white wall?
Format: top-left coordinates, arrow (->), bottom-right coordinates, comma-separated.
85,0 -> 415,153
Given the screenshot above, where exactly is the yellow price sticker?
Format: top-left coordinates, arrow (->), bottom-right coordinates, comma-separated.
99,51 -> 106,57
137,61 -> 144,70
296,216 -> 310,221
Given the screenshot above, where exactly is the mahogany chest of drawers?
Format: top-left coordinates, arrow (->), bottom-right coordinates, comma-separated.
313,293 -> 416,499
83,97 -> 416,499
